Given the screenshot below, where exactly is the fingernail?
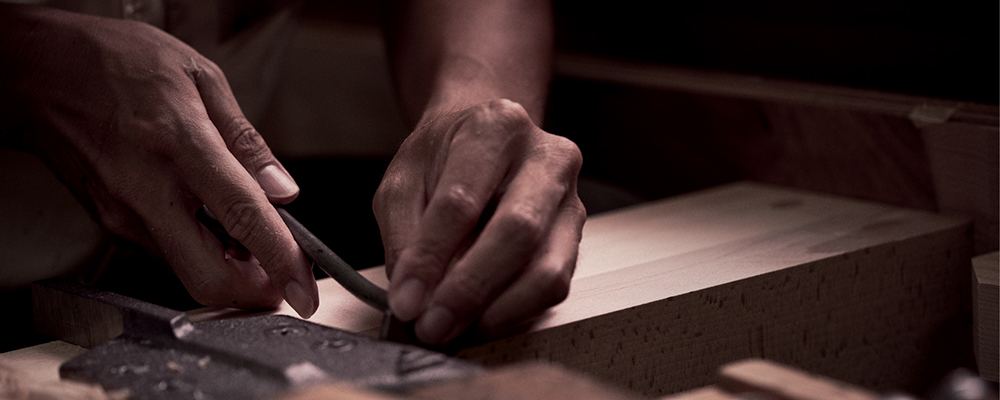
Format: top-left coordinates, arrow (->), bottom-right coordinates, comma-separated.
416,306 -> 456,345
257,165 -> 298,200
390,279 -> 426,321
284,280 -> 316,318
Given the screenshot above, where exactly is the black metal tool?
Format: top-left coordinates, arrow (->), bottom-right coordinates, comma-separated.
198,205 -> 412,340
274,207 -> 422,344
275,207 -> 388,313
40,279 -> 481,400
195,205 -> 387,313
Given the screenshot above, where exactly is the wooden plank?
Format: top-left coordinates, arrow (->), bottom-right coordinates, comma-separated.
717,359 -> 879,400
408,362 -> 643,400
219,182 -> 971,397
455,182 -> 971,397
0,341 -> 87,384
972,251 -> 999,382
273,362 -> 644,400
0,341 -> 122,400
655,387 -> 739,400
32,281 -> 124,349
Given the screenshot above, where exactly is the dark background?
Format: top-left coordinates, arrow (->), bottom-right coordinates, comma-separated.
307,0 -> 998,103
291,0 -> 998,268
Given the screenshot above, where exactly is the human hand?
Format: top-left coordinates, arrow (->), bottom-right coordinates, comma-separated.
0,6 -> 318,316
374,99 -> 586,344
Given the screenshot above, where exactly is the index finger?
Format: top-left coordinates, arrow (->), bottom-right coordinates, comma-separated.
185,60 -> 317,318
179,127 -> 317,318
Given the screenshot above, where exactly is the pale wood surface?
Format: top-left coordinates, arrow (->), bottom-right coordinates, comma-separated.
274,362 -> 644,400
410,362 -> 642,400
718,359 -> 879,400
972,251 -> 999,382
17,182 -> 973,398
456,182 -> 971,397
655,387 -> 739,400
213,181 -> 972,397
0,341 -> 87,384
0,341 -> 122,400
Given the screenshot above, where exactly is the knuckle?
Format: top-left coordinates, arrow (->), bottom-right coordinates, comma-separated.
413,245 -> 453,272
536,135 -> 583,177
224,208 -> 288,276
371,190 -> 387,222
373,172 -> 405,217
225,117 -> 270,166
127,115 -> 184,158
186,279 -> 225,306
217,197 -> 266,248
445,271 -> 493,313
568,197 -> 587,225
184,55 -> 225,82
463,99 -> 533,136
98,208 -> 142,240
437,184 -> 482,222
554,135 -> 584,171
495,204 -> 545,244
398,246 -> 452,282
382,243 -> 404,271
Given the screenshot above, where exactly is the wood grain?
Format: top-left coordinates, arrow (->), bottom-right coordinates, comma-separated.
226,182 -> 971,397
32,281 -> 124,349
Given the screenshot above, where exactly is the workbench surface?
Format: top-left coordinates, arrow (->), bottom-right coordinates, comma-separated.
5,182 -> 975,398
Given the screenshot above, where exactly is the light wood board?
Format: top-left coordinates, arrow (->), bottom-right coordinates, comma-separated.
207,182 -> 971,397
660,358 -> 882,400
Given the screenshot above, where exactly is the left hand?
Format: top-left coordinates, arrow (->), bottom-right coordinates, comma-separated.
373,99 -> 585,344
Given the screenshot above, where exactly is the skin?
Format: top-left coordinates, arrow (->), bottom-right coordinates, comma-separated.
1,0 -> 586,345
0,5 -> 319,317
380,0 -> 586,344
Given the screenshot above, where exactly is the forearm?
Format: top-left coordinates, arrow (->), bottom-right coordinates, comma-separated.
384,0 -> 553,126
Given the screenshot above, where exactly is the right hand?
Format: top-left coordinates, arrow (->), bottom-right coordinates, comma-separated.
0,5 -> 319,316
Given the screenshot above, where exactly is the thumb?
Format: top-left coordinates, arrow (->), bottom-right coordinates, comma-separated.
191,60 -> 298,204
